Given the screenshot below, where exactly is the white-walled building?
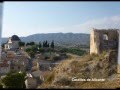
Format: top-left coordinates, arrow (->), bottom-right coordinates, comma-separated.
4,35 -> 21,50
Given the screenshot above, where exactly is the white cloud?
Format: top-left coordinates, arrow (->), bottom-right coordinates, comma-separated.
3,15 -> 120,37
69,16 -> 120,34
34,16 -> 120,34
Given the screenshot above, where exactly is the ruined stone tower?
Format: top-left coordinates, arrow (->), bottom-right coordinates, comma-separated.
90,29 -> 119,54
90,28 -> 120,73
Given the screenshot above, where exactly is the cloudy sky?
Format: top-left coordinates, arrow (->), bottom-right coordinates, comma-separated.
2,2 -> 120,37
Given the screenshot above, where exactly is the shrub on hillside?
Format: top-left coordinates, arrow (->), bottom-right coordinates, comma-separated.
55,77 -> 72,86
45,72 -> 55,84
0,83 -> 3,88
45,56 -> 50,60
53,56 -> 61,61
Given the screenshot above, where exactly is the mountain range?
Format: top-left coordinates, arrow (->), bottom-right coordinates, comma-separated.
2,33 -> 90,47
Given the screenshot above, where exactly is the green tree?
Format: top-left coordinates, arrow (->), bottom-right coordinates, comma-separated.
51,40 -> 54,49
26,43 -> 30,46
39,48 -> 44,53
0,82 -> 3,88
39,42 -> 42,48
28,51 -> 35,58
29,42 -> 35,46
1,71 -> 26,88
1,43 -> 5,48
47,43 -> 49,48
19,42 -> 25,47
31,45 -> 38,53
43,41 -> 45,48
26,42 -> 35,46
25,48 -> 31,52
45,40 -> 47,47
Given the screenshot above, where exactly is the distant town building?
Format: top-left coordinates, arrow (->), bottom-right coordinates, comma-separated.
6,51 -> 16,58
4,35 -> 21,50
10,55 -> 29,72
0,34 -> 31,74
1,51 -> 29,73
0,60 -> 10,74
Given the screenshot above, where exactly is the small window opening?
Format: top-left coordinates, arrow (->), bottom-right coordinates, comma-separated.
103,34 -> 108,40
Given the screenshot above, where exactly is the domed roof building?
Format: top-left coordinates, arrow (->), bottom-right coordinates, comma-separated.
4,35 -> 21,50
11,35 -> 21,41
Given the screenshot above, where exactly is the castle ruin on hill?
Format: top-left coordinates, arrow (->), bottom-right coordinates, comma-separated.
90,28 -> 120,73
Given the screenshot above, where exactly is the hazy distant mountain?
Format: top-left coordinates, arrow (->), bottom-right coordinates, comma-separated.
2,33 -> 90,47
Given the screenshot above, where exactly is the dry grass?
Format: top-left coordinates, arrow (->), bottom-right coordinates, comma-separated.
39,51 -> 119,89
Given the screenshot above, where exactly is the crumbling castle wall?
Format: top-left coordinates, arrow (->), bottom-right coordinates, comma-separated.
90,29 -> 119,54
90,28 -> 120,73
